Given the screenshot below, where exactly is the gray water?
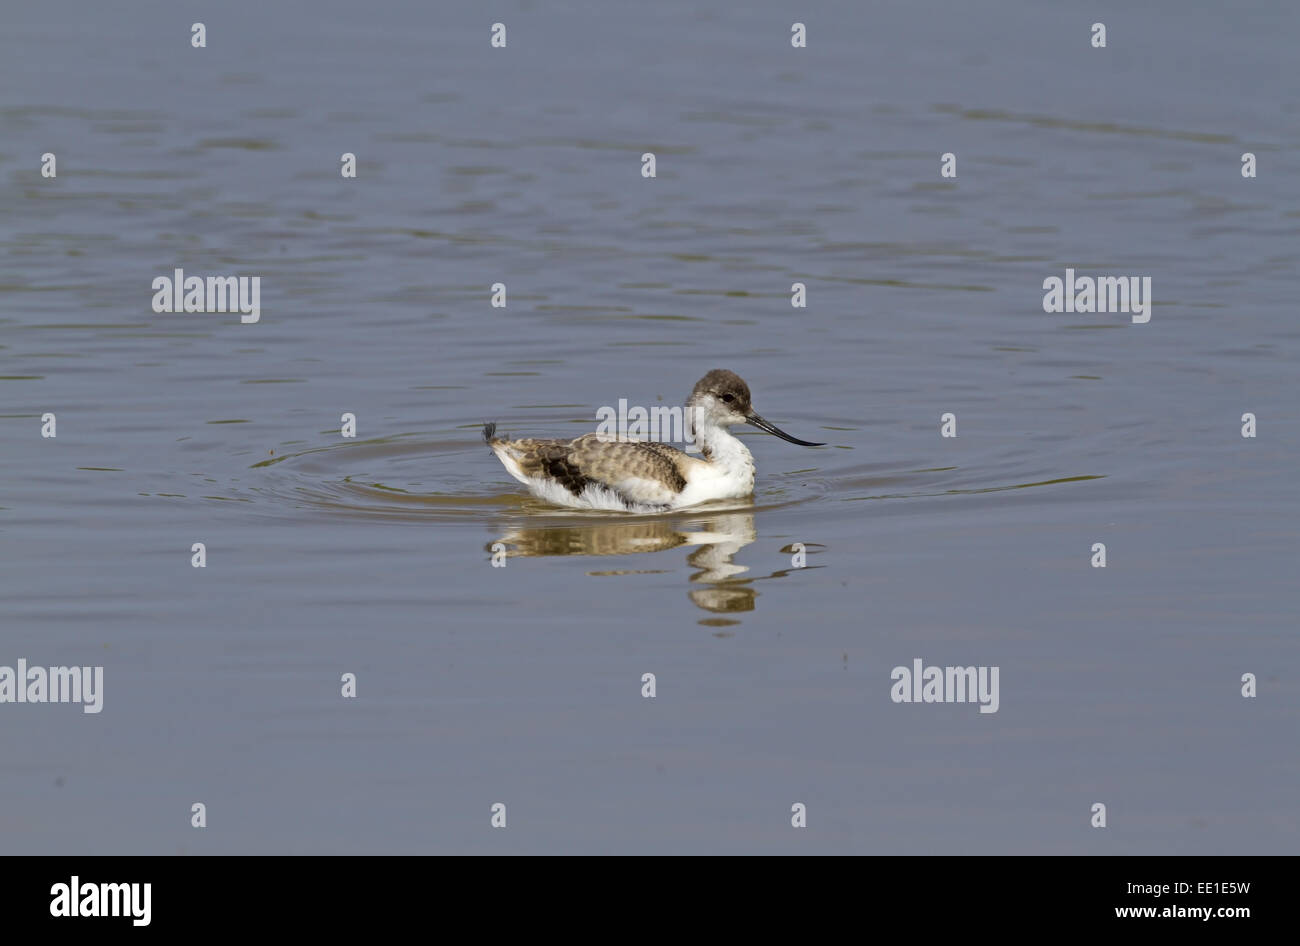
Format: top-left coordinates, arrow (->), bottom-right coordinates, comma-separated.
2,0 -> 1297,854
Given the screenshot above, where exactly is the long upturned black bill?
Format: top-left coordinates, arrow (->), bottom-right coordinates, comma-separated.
746,412 -> 825,447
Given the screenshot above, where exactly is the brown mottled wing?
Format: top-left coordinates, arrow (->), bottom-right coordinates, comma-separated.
570,435 -> 690,499
513,434 -> 689,506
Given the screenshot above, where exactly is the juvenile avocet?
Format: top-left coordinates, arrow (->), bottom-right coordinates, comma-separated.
484,369 -> 824,513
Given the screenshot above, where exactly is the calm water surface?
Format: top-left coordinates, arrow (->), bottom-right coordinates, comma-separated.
1,1 -> 1297,853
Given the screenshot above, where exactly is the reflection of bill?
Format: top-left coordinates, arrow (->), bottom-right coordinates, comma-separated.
491,511 -> 775,617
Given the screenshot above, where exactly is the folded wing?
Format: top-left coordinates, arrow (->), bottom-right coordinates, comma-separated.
511,434 -> 692,508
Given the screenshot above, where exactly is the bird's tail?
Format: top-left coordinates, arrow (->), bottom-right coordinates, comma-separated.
482,422 -> 497,444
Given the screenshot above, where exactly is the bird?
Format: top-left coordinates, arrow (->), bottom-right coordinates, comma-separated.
484,369 -> 824,512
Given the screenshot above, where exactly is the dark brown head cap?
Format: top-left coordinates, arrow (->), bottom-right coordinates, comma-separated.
688,369 -> 751,413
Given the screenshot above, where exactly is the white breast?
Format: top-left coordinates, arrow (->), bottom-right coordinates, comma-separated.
671,431 -> 755,508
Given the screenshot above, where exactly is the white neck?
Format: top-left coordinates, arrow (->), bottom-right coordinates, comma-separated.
694,423 -> 755,481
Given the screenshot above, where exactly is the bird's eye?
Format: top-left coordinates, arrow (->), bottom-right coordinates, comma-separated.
721,393 -> 735,403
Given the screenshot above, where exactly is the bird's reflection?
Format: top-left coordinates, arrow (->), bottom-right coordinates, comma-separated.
681,516 -> 757,614
492,510 -> 794,621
